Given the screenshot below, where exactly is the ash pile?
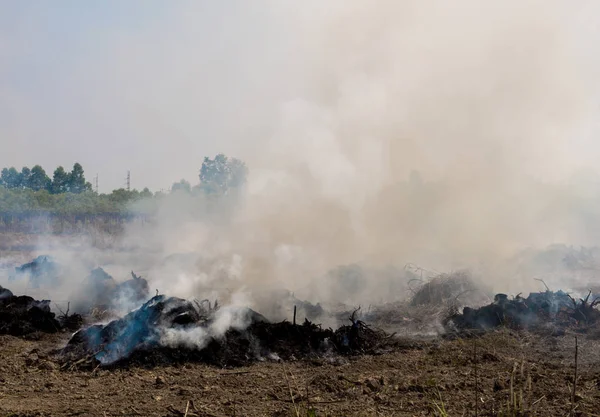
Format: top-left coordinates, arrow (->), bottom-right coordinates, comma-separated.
60,296 -> 396,370
444,290 -> 600,335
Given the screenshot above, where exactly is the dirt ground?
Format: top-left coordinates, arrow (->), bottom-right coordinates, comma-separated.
1,329 -> 600,417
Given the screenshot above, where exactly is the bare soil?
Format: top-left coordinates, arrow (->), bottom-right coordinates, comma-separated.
2,329 -> 600,416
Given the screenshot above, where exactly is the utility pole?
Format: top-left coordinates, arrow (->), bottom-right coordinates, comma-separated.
126,171 -> 131,192
94,174 -> 99,193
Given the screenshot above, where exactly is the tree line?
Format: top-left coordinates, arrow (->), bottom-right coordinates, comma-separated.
0,163 -> 92,194
0,154 -> 248,217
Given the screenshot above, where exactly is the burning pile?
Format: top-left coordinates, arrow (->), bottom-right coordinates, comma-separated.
444,290 -> 600,334
60,295 -> 396,369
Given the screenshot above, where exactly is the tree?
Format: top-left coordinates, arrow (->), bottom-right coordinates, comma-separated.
51,166 -> 69,194
171,179 -> 191,193
0,167 -> 22,189
19,167 -> 31,189
68,163 -> 91,194
199,154 -> 248,194
28,165 -> 51,191
140,187 -> 152,199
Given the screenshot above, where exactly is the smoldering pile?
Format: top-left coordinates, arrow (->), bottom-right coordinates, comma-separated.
59,295 -> 397,370
444,290 -> 600,335
0,285 -> 63,336
409,270 -> 483,307
347,270 -> 489,335
9,255 -> 61,288
8,255 -> 150,316
0,255 -> 152,337
77,267 -> 150,315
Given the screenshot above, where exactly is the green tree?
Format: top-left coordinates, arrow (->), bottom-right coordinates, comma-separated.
0,167 -> 22,189
28,165 -> 51,191
68,163 -> 91,194
19,167 -> 31,189
140,187 -> 152,199
171,179 -> 191,193
199,154 -> 248,194
51,166 -> 69,194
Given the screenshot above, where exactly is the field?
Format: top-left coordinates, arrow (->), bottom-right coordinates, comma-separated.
1,328 -> 600,416
2,234 -> 600,416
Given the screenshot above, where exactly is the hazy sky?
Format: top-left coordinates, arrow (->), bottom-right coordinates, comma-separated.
0,1 -> 281,192
1,1 -> 600,192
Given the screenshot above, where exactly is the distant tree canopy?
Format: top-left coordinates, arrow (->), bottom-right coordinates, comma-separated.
198,153 -> 248,194
0,187 -> 155,216
0,163 -> 91,194
0,154 -> 248,217
171,179 -> 191,193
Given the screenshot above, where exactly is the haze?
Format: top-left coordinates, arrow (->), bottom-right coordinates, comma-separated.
2,1 -> 600,298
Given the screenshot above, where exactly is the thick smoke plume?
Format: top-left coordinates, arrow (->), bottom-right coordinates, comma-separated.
118,0 -> 600,305
2,1 -> 600,321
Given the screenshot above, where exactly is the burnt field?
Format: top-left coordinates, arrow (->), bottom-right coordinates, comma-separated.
2,254 -> 600,415
2,324 -> 600,416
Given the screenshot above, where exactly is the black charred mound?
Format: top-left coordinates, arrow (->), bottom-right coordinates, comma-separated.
0,285 -> 60,336
75,268 -> 150,313
444,290 -> 600,335
59,295 -> 396,370
9,255 -> 61,288
114,271 -> 150,308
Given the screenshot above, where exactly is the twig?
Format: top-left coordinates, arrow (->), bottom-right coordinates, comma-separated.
474,338 -> 478,417
54,302 -> 69,318
349,307 -> 361,324
306,378 -> 311,412
567,294 -> 578,309
534,278 -> 550,292
532,395 -> 545,406
283,366 -> 300,417
184,400 -> 190,417
571,336 -> 578,416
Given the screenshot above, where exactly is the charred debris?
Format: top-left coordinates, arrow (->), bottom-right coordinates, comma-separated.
400,269 -> 600,336
0,285 -> 62,336
0,256 -> 151,337
9,255 -> 61,288
444,289 -> 600,335
5,255 -> 600,370
59,298 -> 397,370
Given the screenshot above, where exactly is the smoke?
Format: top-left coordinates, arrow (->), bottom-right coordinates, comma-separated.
116,0 -> 600,304
2,1 -> 600,320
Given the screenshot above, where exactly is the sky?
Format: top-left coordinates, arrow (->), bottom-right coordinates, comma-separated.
0,1 -> 279,192
1,1 -> 600,193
